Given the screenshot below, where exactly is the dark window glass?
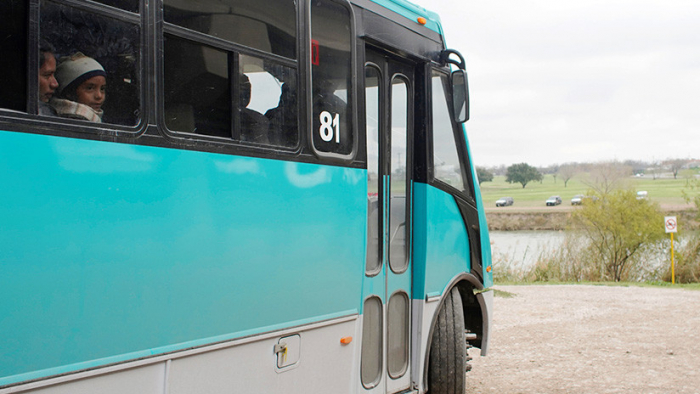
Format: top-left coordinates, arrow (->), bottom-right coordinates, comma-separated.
164,37 -> 299,148
310,0 -> 353,156
163,0 -> 296,59
0,0 -> 27,112
164,35 -> 232,138
40,0 -> 141,125
92,0 -> 139,13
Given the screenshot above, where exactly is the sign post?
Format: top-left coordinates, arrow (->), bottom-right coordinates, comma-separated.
665,216 -> 678,284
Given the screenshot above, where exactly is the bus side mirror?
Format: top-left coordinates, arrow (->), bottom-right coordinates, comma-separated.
451,69 -> 469,123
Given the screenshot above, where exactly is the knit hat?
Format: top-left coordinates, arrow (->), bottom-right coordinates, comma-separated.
55,53 -> 106,95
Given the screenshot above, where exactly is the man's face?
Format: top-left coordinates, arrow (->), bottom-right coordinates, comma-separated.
39,54 -> 59,102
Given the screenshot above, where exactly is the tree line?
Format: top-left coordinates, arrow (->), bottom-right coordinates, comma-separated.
477,158 -> 699,188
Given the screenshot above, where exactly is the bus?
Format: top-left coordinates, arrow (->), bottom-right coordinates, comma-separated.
0,0 -> 493,393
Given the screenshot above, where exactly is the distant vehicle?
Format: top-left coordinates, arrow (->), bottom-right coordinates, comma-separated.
546,196 -> 562,206
571,194 -> 584,205
496,197 -> 514,207
636,191 -> 648,200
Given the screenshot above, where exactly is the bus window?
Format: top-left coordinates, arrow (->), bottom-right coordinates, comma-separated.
163,38 -> 299,147
40,0 -> 141,125
163,0 -> 298,148
365,66 -> 381,274
361,296 -> 383,387
431,71 -> 466,192
92,0 -> 139,13
164,35 -> 231,138
163,0 -> 296,60
0,0 -> 27,112
389,77 -> 409,272
310,0 -> 354,158
387,291 -> 409,378
241,55 -> 298,148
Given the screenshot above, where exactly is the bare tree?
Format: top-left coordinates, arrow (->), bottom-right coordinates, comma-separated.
665,159 -> 688,179
647,162 -> 659,180
582,161 -> 632,196
558,163 -> 579,188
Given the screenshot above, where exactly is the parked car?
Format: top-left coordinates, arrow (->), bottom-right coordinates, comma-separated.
495,197 -> 514,207
546,196 -> 562,206
571,194 -> 584,205
636,191 -> 648,200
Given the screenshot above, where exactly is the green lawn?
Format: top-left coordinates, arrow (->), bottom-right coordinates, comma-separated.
480,174 -> 694,208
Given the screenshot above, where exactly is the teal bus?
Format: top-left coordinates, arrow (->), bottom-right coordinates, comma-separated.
0,0 -> 492,393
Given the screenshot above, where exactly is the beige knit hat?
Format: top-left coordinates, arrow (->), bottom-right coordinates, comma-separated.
55,52 -> 106,94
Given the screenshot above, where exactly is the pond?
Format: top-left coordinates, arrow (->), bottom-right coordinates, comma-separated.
489,230 -> 567,269
488,230 -> 683,281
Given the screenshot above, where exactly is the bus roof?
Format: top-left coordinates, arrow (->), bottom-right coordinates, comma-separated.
360,0 -> 444,34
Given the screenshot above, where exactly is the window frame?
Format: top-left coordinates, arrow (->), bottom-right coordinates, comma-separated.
428,66 -> 476,203
10,0 -> 149,135
157,0 -> 302,152
364,62 -> 384,277
307,0 -> 358,163
387,72 -> 411,275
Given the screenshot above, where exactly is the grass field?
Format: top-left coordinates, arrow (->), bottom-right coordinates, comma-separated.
480,173 -> 696,209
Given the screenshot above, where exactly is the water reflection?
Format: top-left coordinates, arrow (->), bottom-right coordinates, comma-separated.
490,230 -> 566,268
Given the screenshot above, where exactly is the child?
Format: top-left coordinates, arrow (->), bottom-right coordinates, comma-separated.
51,53 -> 106,122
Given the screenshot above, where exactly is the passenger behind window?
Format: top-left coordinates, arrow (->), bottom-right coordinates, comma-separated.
51,53 -> 107,122
239,73 -> 269,144
38,40 -> 59,116
265,82 -> 297,147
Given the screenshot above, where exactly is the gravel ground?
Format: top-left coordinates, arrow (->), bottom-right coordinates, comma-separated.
465,285 -> 700,394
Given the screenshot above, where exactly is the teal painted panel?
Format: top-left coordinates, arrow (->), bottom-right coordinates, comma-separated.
361,271 -> 386,307
0,130 -> 366,385
462,127 -> 494,288
412,183 -> 470,299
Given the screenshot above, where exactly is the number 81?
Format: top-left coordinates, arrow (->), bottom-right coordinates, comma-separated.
319,111 -> 340,143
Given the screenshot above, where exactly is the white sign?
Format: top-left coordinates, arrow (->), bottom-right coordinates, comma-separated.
665,216 -> 678,233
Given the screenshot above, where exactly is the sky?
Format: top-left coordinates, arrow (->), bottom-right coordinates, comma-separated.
420,0 -> 700,168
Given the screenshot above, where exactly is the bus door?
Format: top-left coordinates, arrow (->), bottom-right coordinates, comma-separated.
363,47 -> 415,394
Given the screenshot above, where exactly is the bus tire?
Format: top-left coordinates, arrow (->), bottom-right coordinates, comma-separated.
428,287 -> 466,394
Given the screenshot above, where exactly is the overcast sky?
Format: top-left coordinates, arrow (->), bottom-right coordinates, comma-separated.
422,0 -> 700,168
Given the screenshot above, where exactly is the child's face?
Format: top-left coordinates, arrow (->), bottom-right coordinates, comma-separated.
75,75 -> 107,111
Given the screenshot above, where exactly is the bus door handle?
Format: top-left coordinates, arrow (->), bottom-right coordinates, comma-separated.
274,342 -> 287,355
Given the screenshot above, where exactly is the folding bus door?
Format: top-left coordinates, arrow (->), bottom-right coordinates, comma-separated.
362,47 -> 415,394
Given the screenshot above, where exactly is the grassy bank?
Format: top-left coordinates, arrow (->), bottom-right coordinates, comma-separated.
481,173 -> 698,231
486,211 -> 569,230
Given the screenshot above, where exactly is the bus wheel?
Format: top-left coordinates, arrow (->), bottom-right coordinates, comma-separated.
428,287 -> 467,394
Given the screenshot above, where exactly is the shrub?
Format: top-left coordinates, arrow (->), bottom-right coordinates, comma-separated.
570,189 -> 666,281
664,234 -> 700,283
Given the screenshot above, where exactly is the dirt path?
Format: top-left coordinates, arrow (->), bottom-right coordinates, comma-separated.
465,285 -> 700,394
